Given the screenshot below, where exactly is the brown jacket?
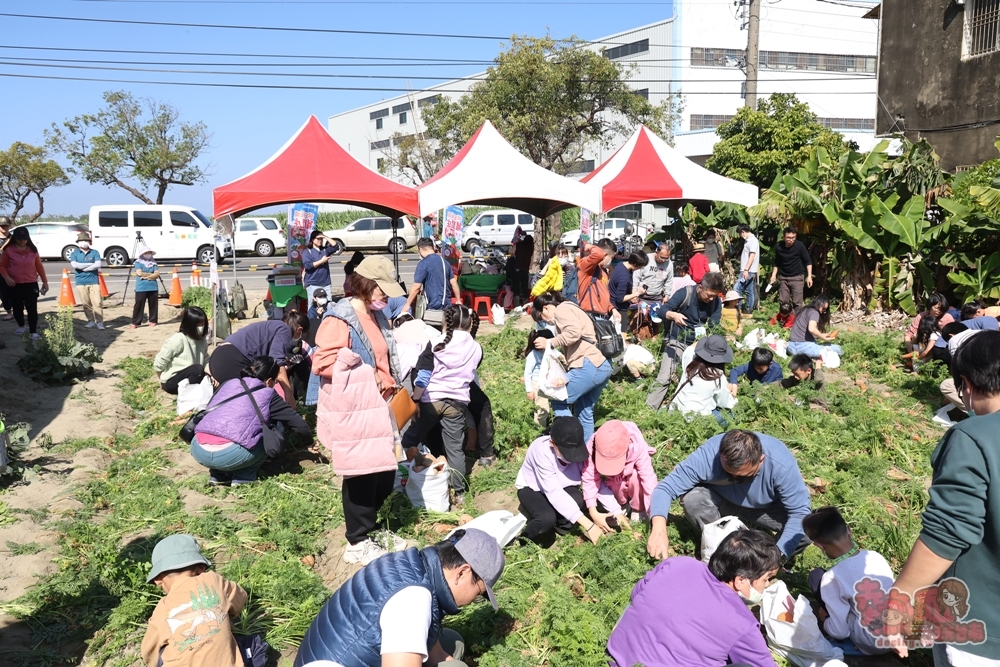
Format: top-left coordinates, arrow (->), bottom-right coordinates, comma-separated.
576,243 -> 612,315
550,301 -> 607,370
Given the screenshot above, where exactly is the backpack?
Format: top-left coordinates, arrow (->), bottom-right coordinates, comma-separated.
579,270 -> 623,359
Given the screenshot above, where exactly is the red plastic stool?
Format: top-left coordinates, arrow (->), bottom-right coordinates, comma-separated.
472,295 -> 494,323
460,290 -> 475,308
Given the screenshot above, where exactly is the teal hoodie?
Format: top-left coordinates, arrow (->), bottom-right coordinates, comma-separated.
920,409 -> 1000,658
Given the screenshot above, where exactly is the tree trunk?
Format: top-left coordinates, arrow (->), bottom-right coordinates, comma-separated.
27,192 -> 44,223
155,181 -> 168,205
112,178 -> 154,204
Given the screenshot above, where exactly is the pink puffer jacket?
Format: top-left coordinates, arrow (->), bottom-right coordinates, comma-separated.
317,347 -> 397,476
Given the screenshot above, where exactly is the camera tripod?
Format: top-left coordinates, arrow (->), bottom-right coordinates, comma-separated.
119,231 -> 172,306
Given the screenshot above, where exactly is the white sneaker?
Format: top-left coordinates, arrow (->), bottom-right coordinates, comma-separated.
30,333 -> 41,340
373,530 -> 407,552
85,320 -> 97,328
96,322 -> 105,330
342,539 -> 387,565
14,327 -> 25,335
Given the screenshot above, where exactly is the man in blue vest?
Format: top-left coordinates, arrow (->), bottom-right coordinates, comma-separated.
294,528 -> 505,667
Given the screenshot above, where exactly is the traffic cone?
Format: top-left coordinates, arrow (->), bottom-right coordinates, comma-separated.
98,271 -> 110,298
59,269 -> 77,307
169,268 -> 183,306
191,261 -> 202,287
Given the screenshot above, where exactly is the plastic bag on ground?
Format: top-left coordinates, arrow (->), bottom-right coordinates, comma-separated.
491,303 -> 506,326
176,376 -> 213,415
762,579 -> 846,667
742,327 -> 763,350
774,339 -> 788,359
820,349 -> 841,368
404,457 -> 451,512
700,515 -> 746,563
538,345 -> 569,402
447,510 -> 527,548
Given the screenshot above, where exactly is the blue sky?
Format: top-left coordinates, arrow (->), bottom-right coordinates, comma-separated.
0,0 -> 672,217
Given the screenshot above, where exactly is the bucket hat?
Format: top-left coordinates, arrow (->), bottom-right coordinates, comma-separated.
694,334 -> 734,364
147,534 -> 211,583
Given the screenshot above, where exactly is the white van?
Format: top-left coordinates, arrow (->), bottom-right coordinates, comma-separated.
461,209 -> 534,251
89,205 -> 234,267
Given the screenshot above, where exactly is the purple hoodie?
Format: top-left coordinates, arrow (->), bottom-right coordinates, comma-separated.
417,330 -> 483,404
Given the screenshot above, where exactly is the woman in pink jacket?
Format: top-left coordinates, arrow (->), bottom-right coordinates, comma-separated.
581,420 -> 658,533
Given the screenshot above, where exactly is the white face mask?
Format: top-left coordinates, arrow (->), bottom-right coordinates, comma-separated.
739,579 -> 765,605
197,326 -> 207,337
558,257 -> 569,267
79,241 -> 91,249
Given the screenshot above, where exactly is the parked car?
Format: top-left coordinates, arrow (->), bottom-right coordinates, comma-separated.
89,205 -> 233,267
235,217 -> 285,257
461,209 -> 534,251
559,218 -> 646,247
14,221 -> 91,261
323,216 -> 416,254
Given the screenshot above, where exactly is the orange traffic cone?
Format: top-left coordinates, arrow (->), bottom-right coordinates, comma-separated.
191,261 -> 202,287
169,268 -> 183,306
98,270 -> 110,298
59,269 -> 77,307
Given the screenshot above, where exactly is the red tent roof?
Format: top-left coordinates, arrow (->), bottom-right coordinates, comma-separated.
213,115 -> 419,219
582,126 -> 758,211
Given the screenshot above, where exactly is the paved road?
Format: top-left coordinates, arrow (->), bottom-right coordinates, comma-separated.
42,252 -> 422,296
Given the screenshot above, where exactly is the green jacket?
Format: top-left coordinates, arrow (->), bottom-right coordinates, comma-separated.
921,409 -> 1000,658
153,332 -> 207,383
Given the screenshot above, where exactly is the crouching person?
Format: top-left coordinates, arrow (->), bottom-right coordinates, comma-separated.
142,534 -> 256,667
608,529 -> 781,667
581,420 -> 658,525
294,529 -> 505,667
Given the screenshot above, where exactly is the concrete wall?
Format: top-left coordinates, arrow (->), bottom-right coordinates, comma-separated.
877,0 -> 1000,169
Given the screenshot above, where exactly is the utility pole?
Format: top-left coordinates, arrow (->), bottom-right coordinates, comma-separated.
745,0 -> 761,109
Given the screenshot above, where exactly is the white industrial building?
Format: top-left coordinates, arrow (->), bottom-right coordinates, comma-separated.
326,0 -> 879,218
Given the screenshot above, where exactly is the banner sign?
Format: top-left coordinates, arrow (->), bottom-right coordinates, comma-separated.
287,203 -> 319,266
442,205 -> 464,268
580,208 -> 592,243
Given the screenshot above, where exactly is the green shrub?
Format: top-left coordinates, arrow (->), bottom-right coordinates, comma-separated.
180,286 -> 213,317
16,307 -> 102,382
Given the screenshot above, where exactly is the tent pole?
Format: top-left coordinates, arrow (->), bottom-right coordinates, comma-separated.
391,212 -> 401,282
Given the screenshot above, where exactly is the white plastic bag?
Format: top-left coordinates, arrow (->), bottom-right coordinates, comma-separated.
762,580 -> 846,667
176,376 -> 213,415
538,346 -> 569,402
405,459 -> 451,512
742,327 -> 764,350
820,349 -> 841,368
774,339 -> 788,359
491,303 -> 506,326
447,510 -> 527,548
700,515 -> 746,563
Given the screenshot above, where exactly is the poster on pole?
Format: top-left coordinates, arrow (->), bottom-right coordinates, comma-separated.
442,205 -> 464,269
580,208 -> 592,243
287,203 -> 319,267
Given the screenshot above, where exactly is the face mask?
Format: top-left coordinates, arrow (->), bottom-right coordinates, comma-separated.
314,298 -> 328,308
739,581 -> 764,605
196,326 -> 207,337
79,242 -> 91,249
962,381 -> 977,417
558,257 -> 569,267
369,300 -> 387,311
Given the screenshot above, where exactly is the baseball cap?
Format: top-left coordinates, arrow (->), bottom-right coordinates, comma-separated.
452,528 -> 505,610
593,420 -> 629,476
550,416 -> 587,463
11,226 -> 30,241
354,256 -> 405,298
147,534 -> 211,583
77,232 -> 92,242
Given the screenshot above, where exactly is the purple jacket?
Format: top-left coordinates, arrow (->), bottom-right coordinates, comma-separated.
607,557 -> 776,667
196,378 -> 273,448
415,331 -> 482,404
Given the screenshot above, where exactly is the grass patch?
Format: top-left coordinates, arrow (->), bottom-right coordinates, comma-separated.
5,323 -> 944,666
7,541 -> 44,555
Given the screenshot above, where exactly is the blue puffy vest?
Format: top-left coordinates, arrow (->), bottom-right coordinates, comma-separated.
293,547 -> 459,667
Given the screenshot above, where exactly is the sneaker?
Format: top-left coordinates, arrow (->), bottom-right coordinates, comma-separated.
231,478 -> 257,486
30,333 -> 41,340
14,326 -> 25,335
383,531 -> 408,552
96,322 -> 105,330
343,539 -> 387,565
85,320 -> 97,328
208,473 -> 232,486
478,456 -> 496,467
2,313 -> 13,321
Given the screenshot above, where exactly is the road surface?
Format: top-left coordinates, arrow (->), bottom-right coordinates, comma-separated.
41,252 -> 422,297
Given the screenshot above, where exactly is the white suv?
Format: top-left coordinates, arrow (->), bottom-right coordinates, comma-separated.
324,217 -> 416,254
235,217 -> 285,257
15,221 -> 91,261
560,218 -> 644,247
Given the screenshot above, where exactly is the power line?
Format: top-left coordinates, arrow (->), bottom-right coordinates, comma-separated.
0,70 -> 879,94
0,58 -> 876,82
65,0 -> 670,4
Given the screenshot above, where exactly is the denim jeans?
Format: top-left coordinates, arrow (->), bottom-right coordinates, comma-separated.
190,436 -> 266,482
735,272 -> 757,312
550,358 -> 612,443
787,341 -> 843,358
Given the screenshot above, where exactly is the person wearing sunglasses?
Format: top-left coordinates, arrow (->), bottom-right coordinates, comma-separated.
294,528 -> 505,667
646,429 -> 811,564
